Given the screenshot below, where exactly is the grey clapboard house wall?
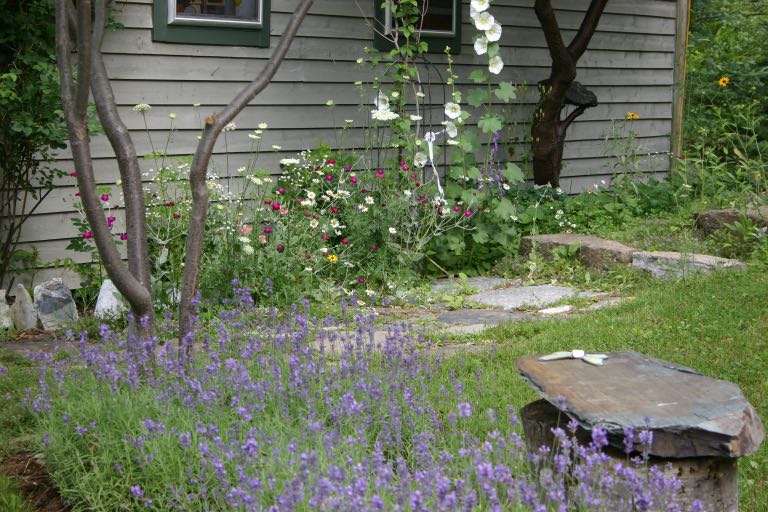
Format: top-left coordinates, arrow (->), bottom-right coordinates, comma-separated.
10,0 -> 679,290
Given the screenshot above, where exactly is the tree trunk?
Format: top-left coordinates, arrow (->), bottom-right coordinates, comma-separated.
531,0 -> 608,187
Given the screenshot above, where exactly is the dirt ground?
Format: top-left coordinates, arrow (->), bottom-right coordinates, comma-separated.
0,453 -> 68,512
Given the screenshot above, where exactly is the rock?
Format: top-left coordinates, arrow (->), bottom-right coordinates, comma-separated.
431,276 -> 515,295
695,206 -> 768,235
33,278 -> 78,330
538,305 -> 574,315
94,280 -> 127,319
9,284 -> 37,330
0,290 -> 13,329
444,324 -> 487,335
436,309 -> 531,326
468,284 -> 578,310
520,234 -> 635,270
517,351 -> 765,458
632,251 -> 745,279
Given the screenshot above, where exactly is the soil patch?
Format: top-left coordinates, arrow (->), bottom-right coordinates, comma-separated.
0,453 -> 68,512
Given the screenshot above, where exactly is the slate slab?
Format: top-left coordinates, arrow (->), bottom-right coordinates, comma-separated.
431,277 -> 515,294
517,351 -> 765,458
9,284 -> 37,330
520,234 -> 635,270
632,251 -> 745,279
436,309 -> 531,326
695,206 -> 768,235
33,278 -> 78,330
468,285 -> 577,310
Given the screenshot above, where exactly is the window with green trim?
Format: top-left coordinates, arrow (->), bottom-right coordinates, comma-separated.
373,0 -> 462,54
153,0 -> 271,47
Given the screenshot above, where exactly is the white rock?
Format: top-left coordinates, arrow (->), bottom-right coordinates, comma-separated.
0,290 -> 13,329
538,305 -> 575,315
10,284 -> 38,330
34,278 -> 78,330
94,280 -> 127,319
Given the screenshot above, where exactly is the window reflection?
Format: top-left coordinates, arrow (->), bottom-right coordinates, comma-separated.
175,0 -> 260,22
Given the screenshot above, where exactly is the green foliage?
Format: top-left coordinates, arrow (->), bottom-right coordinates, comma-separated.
0,0 -> 67,284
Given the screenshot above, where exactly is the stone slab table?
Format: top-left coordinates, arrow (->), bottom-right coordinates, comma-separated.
517,351 -> 765,511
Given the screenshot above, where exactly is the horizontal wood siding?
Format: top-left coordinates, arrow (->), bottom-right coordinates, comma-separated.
9,0 -> 678,289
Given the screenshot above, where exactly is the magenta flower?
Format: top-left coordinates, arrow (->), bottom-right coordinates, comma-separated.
464,209 -> 472,217
264,200 -> 272,205
321,234 -> 330,241
343,165 -> 352,171
276,244 -> 285,253
331,207 -> 339,214
350,176 -> 358,184
370,244 -> 378,251
69,171 -> 77,177
375,169 -> 385,178
410,173 -> 417,180
325,175 -> 334,182
264,226 -> 272,234
453,205 -> 461,213
75,192 -> 81,197
401,164 -> 410,171
327,159 -> 336,165
357,277 -> 365,284
172,213 -> 181,219
82,231 -> 93,239
277,187 -> 285,195
271,202 -> 281,211
107,215 -> 116,228
100,193 -> 109,202
120,233 -> 128,241
164,201 -> 175,207
341,238 -> 349,245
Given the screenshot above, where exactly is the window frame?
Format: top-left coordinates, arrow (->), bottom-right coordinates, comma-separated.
373,0 -> 463,54
152,0 -> 271,47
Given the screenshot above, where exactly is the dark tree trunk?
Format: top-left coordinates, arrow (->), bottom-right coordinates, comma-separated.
531,0 -> 608,187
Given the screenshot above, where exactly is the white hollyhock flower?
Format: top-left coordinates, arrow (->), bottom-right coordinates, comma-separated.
469,6 -> 480,21
486,22 -> 502,42
374,91 -> 389,111
444,102 -> 462,120
443,121 -> 458,138
413,151 -> 428,168
474,11 -> 494,31
470,0 -> 490,12
489,55 -> 504,74
474,36 -> 488,55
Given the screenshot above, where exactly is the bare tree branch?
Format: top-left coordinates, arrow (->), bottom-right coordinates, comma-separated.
567,0 -> 609,60
178,0 -> 316,339
534,0 -> 574,80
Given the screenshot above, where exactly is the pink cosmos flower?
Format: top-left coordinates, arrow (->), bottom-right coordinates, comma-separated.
120,233 -> 128,240
100,193 -> 109,202
240,224 -> 252,235
264,200 -> 272,205
82,231 -> 93,239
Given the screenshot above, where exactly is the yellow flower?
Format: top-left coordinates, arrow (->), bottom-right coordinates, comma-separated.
326,254 -> 339,263
625,111 -> 640,121
718,76 -> 730,87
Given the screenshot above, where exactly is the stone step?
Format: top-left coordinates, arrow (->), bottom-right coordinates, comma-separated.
695,206 -> 768,235
520,234 -> 635,270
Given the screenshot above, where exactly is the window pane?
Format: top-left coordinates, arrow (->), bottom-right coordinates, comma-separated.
420,0 -> 453,33
175,0 -> 260,22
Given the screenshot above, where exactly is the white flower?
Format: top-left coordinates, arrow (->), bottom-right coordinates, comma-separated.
366,289 -> 375,297
388,227 -> 397,234
365,196 -> 375,205
223,122 -> 237,132
510,215 -> 518,221
309,219 -> 319,228
344,119 -> 354,124
280,158 -> 300,166
356,57 -> 364,64
474,36 -> 488,55
374,91 -> 389,111
132,103 -> 151,112
272,145 -> 282,151
413,152 -> 428,168
469,6 -> 480,21
486,22 -> 502,42
404,190 -> 412,198
237,166 -> 246,173
444,102 -> 462,120
306,190 -> 316,200
442,121 -> 458,138
330,219 -> 340,228
502,183 -> 510,191
193,103 -> 201,108
238,236 -> 250,243
371,109 -> 400,121
304,267 -> 313,272
248,134 -> 260,140
416,90 -> 425,98
168,112 -> 176,119
447,139 -> 460,145
409,115 -> 422,121
489,55 -> 504,75
474,11 -> 494,31
258,122 -> 268,129
255,129 -> 263,135
470,0 -> 490,12
325,99 -> 334,106
357,205 -> 369,212
242,245 -> 254,255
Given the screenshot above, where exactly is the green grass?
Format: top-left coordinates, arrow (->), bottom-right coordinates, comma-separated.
0,475 -> 34,512
0,351 -> 36,458
448,267 -> 768,511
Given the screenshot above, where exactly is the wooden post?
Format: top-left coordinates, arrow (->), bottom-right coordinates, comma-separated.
671,0 -> 692,165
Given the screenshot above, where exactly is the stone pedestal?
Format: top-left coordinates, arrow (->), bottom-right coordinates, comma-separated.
517,352 -> 764,512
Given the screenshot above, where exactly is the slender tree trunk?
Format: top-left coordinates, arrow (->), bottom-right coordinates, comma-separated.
177,0 -> 317,342
531,0 -> 608,187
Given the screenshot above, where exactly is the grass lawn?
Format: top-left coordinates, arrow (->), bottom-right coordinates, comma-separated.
0,267 -> 766,510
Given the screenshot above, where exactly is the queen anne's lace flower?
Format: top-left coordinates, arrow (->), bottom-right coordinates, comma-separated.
372,109 -> 400,121
132,103 -> 151,112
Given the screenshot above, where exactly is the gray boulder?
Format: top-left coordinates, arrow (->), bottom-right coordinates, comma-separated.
520,234 -> 635,270
33,278 -> 78,330
695,206 -> 768,235
94,279 -> 127,319
10,284 -> 38,330
0,290 -> 12,329
632,251 -> 745,279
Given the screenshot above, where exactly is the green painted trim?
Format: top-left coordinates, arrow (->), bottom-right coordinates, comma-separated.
373,0 -> 462,55
152,0 -> 271,47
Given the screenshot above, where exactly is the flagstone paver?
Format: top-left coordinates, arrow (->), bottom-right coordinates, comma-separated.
436,309 -> 531,326
468,284 -> 578,310
431,276 -> 518,294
